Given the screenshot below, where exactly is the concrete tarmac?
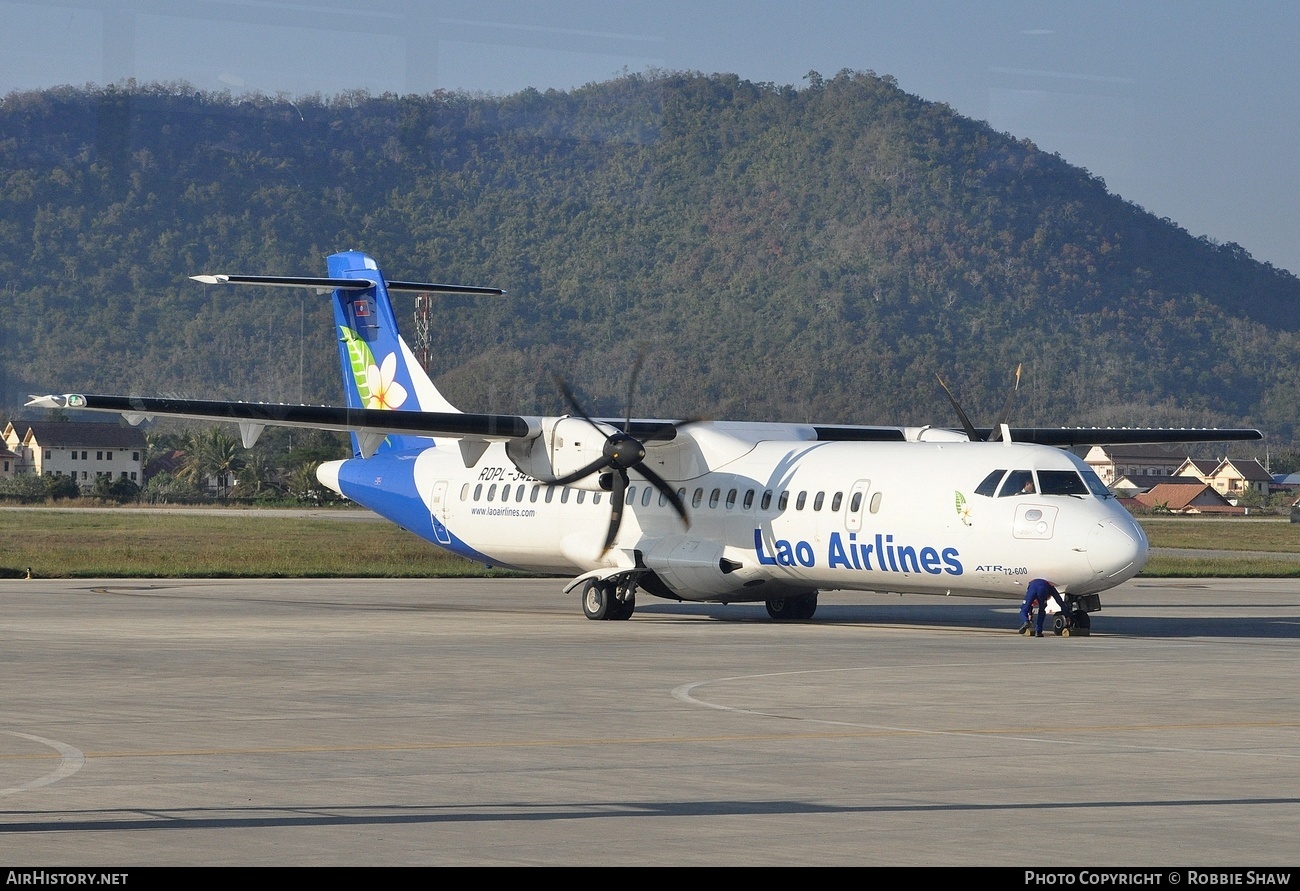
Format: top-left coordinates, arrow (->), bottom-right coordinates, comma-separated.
2,576 -> 1299,866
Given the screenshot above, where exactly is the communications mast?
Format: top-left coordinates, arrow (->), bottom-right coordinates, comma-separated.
413,292 -> 432,371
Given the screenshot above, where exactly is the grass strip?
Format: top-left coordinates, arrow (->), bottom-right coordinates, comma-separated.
0,510 -> 511,578
1,509 -> 1294,579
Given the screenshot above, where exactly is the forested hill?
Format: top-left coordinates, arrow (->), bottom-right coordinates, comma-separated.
2,71 -> 1297,444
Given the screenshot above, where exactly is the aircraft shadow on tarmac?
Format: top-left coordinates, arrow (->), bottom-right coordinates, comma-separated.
66,580 -> 1300,639
635,601 -> 1300,639
6,793 -> 1300,835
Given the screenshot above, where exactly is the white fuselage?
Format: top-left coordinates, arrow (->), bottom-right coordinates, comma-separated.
322,432 -> 1149,604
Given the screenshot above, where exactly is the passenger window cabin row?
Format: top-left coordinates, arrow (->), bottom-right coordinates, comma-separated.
460,481 -> 885,514
458,467 -> 1106,514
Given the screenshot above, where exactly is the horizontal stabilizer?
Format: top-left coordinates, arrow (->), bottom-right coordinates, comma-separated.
190,274 -> 373,290
386,280 -> 506,295
189,273 -> 504,295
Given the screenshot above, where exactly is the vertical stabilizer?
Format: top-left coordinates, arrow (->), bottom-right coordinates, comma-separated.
327,251 -> 459,455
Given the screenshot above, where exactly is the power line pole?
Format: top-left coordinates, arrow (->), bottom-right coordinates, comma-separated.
414,293 -> 432,371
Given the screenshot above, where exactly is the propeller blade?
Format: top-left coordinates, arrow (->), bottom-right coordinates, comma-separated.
623,350 -> 646,426
638,463 -> 689,525
553,374 -> 597,428
603,470 -> 629,552
989,363 -> 1022,443
935,373 -> 980,442
551,361 -> 690,553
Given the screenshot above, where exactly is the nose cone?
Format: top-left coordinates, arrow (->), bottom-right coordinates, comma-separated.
1087,518 -> 1149,583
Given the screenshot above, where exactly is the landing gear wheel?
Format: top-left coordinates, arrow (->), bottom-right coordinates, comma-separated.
608,592 -> 635,620
1052,614 -> 1067,636
766,596 -> 793,620
582,580 -> 611,620
766,593 -> 817,621
793,592 -> 818,619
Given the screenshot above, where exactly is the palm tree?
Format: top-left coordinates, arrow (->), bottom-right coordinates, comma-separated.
231,451 -> 282,498
287,462 -> 324,503
179,427 -> 245,498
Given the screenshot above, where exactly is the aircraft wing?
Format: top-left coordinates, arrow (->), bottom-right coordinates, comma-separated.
25,394 -> 1263,450
791,422 -> 1262,445
986,427 -> 1263,446
24,393 -> 693,444
26,393 -> 539,443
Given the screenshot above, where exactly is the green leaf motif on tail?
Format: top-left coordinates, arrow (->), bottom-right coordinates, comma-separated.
339,326 -> 377,406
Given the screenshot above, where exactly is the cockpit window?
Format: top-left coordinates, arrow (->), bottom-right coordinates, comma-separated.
1080,468 -> 1113,499
1038,470 -> 1089,496
997,470 -> 1036,497
975,469 -> 1006,497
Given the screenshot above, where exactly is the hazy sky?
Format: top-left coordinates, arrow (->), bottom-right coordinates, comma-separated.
5,1 -> 1298,275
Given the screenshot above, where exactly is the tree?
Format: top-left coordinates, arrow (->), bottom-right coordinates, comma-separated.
43,474 -> 79,500
0,475 -> 49,503
287,462 -> 325,503
92,474 -> 140,502
230,451 -> 283,499
141,471 -> 201,504
179,427 -> 245,497
1234,486 -> 1266,510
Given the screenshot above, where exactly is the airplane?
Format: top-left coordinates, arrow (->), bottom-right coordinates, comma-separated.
28,250 -> 1264,633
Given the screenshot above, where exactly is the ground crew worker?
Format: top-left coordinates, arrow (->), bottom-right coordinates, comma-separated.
1018,578 -> 1065,636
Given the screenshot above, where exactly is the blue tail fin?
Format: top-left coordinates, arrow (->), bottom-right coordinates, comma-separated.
327,251 -> 459,455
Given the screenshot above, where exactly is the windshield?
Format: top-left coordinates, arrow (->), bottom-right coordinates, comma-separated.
1080,468 -> 1114,499
1038,470 -> 1090,496
997,470 -> 1036,497
975,470 -> 1006,497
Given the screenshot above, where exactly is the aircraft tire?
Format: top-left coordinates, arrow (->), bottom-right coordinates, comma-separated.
609,593 -> 635,620
1052,615 -> 1067,636
766,593 -> 817,621
765,596 -> 793,620
795,593 -> 818,619
582,580 -> 611,620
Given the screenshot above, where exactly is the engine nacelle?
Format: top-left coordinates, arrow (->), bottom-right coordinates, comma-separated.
503,416 -> 617,492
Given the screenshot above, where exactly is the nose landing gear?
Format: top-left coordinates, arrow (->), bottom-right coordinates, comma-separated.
1051,593 -> 1100,636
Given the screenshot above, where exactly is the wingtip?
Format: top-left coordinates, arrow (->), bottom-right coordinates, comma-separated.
190,274 -> 228,284
25,394 -> 88,409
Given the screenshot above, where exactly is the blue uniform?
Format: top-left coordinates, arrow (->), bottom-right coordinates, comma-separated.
1019,578 -> 1064,635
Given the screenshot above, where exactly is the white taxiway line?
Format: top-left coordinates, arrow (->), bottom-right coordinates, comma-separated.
1,731 -> 86,795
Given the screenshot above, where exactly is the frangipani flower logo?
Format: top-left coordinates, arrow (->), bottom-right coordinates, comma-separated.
364,352 -> 408,410
955,491 -> 972,526
339,326 -> 411,411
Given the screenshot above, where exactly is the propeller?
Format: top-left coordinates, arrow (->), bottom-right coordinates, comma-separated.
549,355 -> 690,552
936,363 -> 1022,442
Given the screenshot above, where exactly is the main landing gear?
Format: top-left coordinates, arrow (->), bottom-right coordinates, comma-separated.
765,592 -> 818,620
580,577 -> 636,621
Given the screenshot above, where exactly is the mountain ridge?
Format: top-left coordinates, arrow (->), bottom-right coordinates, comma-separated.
1,71 -> 1296,444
